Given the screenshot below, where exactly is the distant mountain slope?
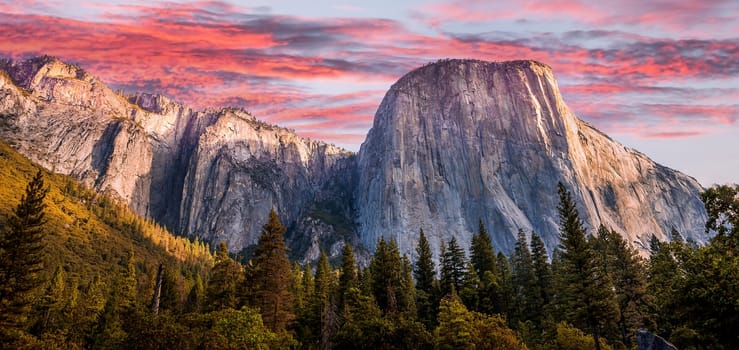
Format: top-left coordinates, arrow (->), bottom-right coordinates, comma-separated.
0,56 -> 356,260
356,59 -> 707,257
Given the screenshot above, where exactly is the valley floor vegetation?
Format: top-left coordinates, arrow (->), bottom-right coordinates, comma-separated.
0,143 -> 737,349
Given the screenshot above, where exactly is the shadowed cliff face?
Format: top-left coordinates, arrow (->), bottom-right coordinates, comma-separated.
0,56 -> 356,258
356,59 -> 707,258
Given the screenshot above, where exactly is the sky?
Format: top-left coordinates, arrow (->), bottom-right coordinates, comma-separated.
0,0 -> 737,186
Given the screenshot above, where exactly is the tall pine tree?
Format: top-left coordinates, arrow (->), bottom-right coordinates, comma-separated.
413,229 -> 437,328
595,225 -> 653,348
554,183 -> 617,350
205,242 -> 241,312
0,169 -> 48,339
470,220 -> 496,277
246,209 -> 294,332
510,229 -> 538,325
529,232 -> 552,323
337,243 -> 357,313
439,237 -> 466,297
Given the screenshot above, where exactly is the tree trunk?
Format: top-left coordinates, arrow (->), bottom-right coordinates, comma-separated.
591,319 -> 602,350
150,263 -> 164,315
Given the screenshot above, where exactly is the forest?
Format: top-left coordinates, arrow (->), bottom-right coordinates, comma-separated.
0,141 -> 737,349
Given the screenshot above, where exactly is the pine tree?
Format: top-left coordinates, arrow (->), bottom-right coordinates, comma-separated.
205,242 -> 241,312
555,183 -> 617,350
439,237 -> 466,297
414,229 -> 437,328
337,244 -> 357,312
460,262 -> 481,310
595,226 -> 653,348
313,250 -> 338,350
511,229 -> 538,325
495,252 -> 513,316
291,262 -> 306,312
33,264 -> 66,334
471,220 -> 497,277
370,237 -> 403,313
0,169 -> 48,338
184,273 -> 204,313
529,232 -> 552,327
246,208 -> 294,332
93,252 -> 140,348
400,255 -> 417,318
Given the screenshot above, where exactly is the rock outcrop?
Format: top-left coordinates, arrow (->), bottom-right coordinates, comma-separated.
356,59 -> 707,257
0,56 -> 709,261
0,56 -> 355,257
637,329 -> 678,350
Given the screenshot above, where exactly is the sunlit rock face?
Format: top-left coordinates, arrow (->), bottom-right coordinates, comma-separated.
0,56 -> 708,261
356,59 -> 707,258
0,56 -> 355,257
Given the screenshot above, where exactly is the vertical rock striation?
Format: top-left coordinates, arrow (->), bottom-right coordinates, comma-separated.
356,59 -> 707,257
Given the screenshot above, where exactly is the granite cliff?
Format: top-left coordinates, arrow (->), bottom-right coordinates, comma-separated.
356,59 -> 707,257
0,56 -> 355,259
0,56 -> 708,261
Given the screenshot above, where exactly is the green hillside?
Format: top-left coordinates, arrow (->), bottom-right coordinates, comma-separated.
0,140 -> 213,346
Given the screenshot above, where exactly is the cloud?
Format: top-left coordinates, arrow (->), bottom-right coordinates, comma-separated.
0,0 -> 736,149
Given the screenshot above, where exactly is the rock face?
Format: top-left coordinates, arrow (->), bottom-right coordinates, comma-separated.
0,56 -> 355,257
636,329 -> 678,350
356,59 -> 707,257
0,56 -> 709,261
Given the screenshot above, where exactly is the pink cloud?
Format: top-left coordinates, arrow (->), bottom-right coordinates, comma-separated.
0,0 -> 735,148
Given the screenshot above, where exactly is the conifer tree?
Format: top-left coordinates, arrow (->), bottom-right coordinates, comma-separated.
247,209 -> 294,332
595,226 -> 652,348
439,237 -> 466,297
460,262 -> 481,310
495,252 -> 513,316
370,237 -> 404,313
511,229 -> 538,325
555,183 -> 617,350
529,232 -> 552,327
302,263 -> 315,306
184,274 -> 204,314
470,220 -> 497,277
337,244 -> 357,312
414,229 -> 437,327
0,169 -> 48,337
313,251 -> 337,350
205,242 -> 240,312
34,264 -> 66,334
291,262 -> 306,312
400,255 -> 417,318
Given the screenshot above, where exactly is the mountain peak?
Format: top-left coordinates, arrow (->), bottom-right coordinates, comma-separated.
1,55 -> 91,90
358,58 -> 707,257
395,58 -> 553,88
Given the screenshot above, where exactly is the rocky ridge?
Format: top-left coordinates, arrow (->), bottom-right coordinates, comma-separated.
0,56 -> 355,259
357,59 -> 707,257
0,56 -> 709,261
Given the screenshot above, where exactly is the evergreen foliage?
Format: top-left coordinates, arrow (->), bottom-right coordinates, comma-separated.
0,169 -> 48,339
470,220 -> 496,277
413,229 -> 438,328
1,142 -> 738,349
439,237 -> 465,297
554,183 -> 617,350
246,208 -> 295,333
206,242 -> 241,312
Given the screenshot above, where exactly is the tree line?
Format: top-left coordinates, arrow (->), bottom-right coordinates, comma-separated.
0,170 -> 737,349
